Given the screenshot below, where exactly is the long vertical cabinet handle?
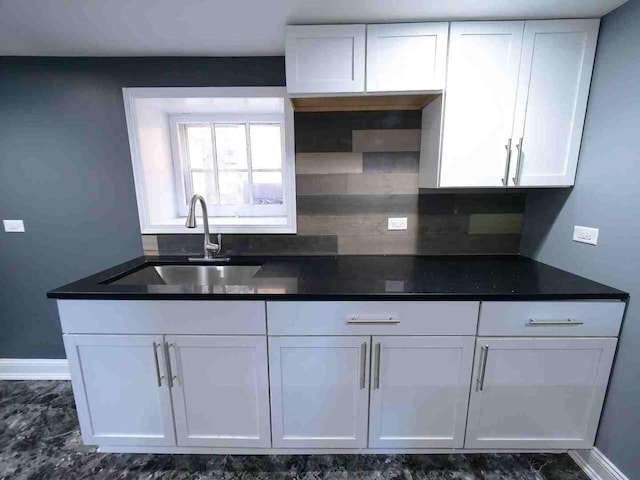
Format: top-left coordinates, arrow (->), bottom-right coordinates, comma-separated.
502,138 -> 512,186
359,343 -> 367,389
512,138 -> 523,185
373,342 -> 382,389
475,345 -> 490,392
152,341 -> 164,387
164,342 -> 178,388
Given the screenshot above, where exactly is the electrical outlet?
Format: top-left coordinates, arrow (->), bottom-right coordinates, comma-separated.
388,217 -> 408,231
573,225 -> 599,245
3,220 -> 25,233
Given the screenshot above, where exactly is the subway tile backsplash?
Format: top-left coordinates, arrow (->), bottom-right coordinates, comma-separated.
147,110 -> 526,256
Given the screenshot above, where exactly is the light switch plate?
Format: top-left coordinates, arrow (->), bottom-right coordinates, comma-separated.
3,220 -> 25,233
388,217 -> 408,230
573,225 -> 599,245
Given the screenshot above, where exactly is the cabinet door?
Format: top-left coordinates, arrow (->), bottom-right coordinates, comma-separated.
366,23 -> 449,92
167,335 -> 271,448
510,20 -> 599,186
465,337 -> 616,449
63,334 -> 175,446
440,22 -> 524,187
285,25 -> 365,94
269,336 -> 370,448
369,336 -> 475,448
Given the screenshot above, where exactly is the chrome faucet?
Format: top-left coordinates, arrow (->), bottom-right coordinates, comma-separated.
185,194 -> 223,260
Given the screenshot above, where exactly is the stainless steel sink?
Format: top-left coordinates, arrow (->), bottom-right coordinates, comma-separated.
110,264 -> 262,286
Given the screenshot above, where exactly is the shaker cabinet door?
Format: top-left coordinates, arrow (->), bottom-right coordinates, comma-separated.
167,335 -> 271,448
269,336 -> 371,448
366,23 -> 449,92
64,334 -> 176,447
465,337 -> 616,449
285,25 -> 366,94
368,336 -> 475,448
510,19 -> 599,187
440,22 -> 524,187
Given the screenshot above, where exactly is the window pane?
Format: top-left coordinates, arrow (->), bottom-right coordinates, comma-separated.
215,124 -> 248,170
191,171 -> 217,204
252,171 -> 283,205
185,126 -> 213,169
219,171 -> 250,205
250,124 -> 282,170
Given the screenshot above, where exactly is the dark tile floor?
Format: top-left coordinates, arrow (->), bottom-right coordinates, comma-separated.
0,381 -> 589,480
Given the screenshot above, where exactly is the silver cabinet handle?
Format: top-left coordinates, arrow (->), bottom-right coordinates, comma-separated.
476,345 -> 489,392
512,137 -> 523,185
152,341 -> 164,387
347,317 -> 399,325
502,138 -> 512,186
164,342 -> 178,388
360,342 -> 367,389
373,342 -> 382,389
528,318 -> 584,326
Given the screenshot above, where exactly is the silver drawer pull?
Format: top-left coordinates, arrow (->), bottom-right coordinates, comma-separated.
347,317 -> 399,325
528,318 -> 584,326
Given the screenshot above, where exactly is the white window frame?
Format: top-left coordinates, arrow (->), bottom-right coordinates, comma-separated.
169,113 -> 287,218
122,87 -> 297,234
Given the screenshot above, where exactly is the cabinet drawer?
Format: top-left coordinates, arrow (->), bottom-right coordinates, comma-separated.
267,301 -> 479,336
479,301 -> 624,337
58,300 -> 266,335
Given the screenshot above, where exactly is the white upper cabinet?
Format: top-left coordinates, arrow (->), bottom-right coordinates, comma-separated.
465,337 -> 616,449
366,23 -> 449,92
438,19 -> 599,188
439,21 -> 525,187
510,19 -> 600,186
167,335 -> 271,448
368,336 -> 475,448
285,25 -> 366,94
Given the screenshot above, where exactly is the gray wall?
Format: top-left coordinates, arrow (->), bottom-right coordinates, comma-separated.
521,1 -> 640,477
0,57 -> 285,358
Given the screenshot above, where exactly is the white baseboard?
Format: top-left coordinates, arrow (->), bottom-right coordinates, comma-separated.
569,448 -> 630,480
0,358 -> 70,380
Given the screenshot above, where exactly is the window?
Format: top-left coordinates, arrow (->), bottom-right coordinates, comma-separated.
123,87 -> 296,234
170,116 -> 286,218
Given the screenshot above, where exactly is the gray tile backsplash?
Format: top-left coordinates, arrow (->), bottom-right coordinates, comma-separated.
148,110 -> 526,256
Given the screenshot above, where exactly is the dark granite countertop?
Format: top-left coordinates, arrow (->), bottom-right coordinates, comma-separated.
47,255 -> 628,301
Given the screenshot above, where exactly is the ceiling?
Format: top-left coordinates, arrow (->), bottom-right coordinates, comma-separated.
0,0 -> 627,57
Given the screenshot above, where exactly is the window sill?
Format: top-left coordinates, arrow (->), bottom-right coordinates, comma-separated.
141,216 -> 297,235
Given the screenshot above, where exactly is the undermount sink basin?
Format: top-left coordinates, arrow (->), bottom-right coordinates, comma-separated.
110,264 -> 262,286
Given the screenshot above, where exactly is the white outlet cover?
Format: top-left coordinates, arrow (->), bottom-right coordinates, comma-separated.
388,217 -> 408,230
573,225 -> 599,245
3,219 -> 25,233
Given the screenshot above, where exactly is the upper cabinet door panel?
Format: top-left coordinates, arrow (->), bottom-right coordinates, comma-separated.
286,25 -> 366,94
366,23 -> 449,92
439,22 -> 524,187
511,19 -> 599,187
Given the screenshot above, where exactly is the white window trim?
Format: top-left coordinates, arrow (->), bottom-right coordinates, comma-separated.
122,87 -> 297,234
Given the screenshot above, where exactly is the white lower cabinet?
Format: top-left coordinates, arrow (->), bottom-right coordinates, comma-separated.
60,299 -> 623,453
167,335 -> 271,448
465,337 -> 617,449
368,336 -> 475,448
65,333 -> 271,448
268,336 -> 371,448
64,334 -> 176,447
